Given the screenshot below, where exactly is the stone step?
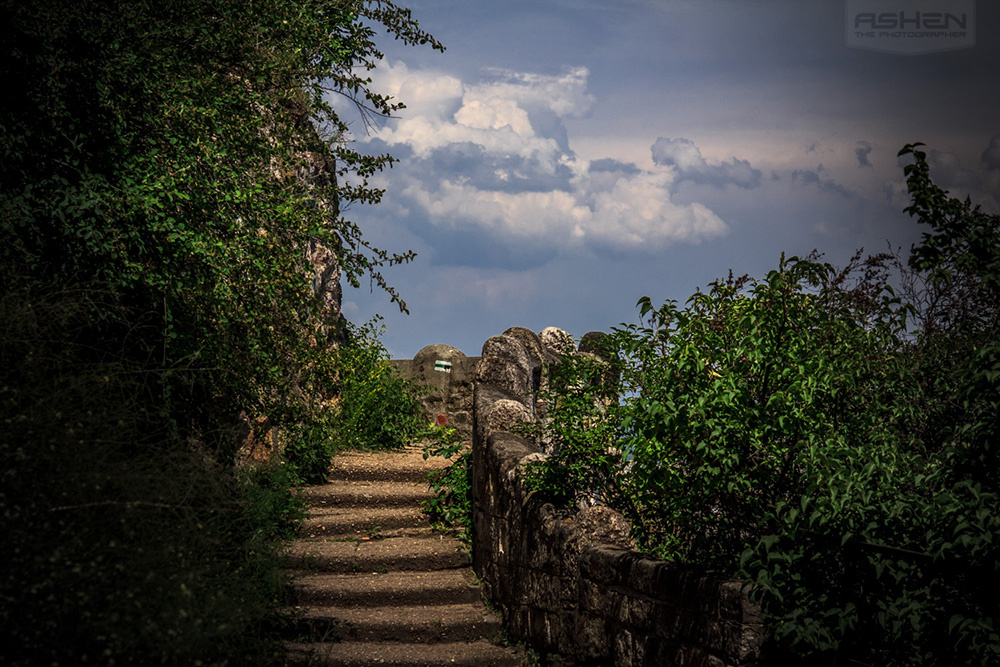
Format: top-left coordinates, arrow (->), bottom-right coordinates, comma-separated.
284,602 -> 503,644
302,505 -> 430,537
284,639 -> 523,666
329,449 -> 449,484
291,570 -> 482,607
284,533 -> 470,573
298,480 -> 436,507
283,447 -> 521,666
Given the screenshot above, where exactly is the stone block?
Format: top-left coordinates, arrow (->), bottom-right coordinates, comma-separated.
575,611 -> 611,662
540,326 -> 574,356
516,568 -> 563,610
487,431 -> 537,476
580,545 -> 633,586
718,580 -> 746,621
653,606 -> 695,643
501,326 -> 547,362
482,399 -> 532,443
578,578 -> 616,614
627,554 -> 664,598
495,563 -> 522,607
478,336 -> 534,398
509,605 -> 531,641
613,627 -> 645,666
553,610 -> 578,657
621,594 -> 656,630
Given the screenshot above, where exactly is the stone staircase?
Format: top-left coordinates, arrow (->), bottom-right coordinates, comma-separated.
282,447 -> 522,666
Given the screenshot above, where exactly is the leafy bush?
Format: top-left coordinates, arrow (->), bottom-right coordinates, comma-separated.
0,282 -> 304,666
526,144 -> 1000,664
283,319 -> 428,483
1,0 -> 442,458
529,253 -> 907,564
421,427 -> 473,547
330,320 -> 428,453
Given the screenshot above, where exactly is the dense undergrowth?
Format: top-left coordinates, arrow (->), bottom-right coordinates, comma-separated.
525,144 -> 1000,665
0,282 -> 304,665
421,427 -> 474,548
1,0 -> 439,663
285,318 -> 428,484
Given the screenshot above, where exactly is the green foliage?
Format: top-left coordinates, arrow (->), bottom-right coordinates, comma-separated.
283,319 -> 428,483
283,419 -> 339,486
520,346 -> 626,509
530,254 -> 908,566
421,427 -> 473,547
527,146 -> 1000,664
546,258 -> 916,570
330,319 -> 428,452
1,0 -> 443,452
0,0 -> 440,662
0,282 -> 304,666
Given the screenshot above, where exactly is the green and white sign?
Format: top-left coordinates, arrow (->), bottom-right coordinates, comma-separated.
434,360 -> 452,373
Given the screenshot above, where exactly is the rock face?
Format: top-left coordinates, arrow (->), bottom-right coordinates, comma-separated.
300,137 -> 347,345
236,142 -> 345,465
471,326 -> 765,666
307,236 -> 345,343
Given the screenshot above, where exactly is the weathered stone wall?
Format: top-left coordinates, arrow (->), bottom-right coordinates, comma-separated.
389,344 -> 481,441
472,326 -> 764,666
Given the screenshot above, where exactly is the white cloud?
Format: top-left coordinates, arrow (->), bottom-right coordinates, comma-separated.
651,137 -> 762,189
466,67 -> 595,119
401,178 -> 588,240
352,61 -> 733,263
453,98 -> 534,136
585,170 -> 727,248
372,60 -> 464,120
341,300 -> 360,318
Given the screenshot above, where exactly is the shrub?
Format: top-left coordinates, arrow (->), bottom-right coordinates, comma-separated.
526,144 -> 1000,664
282,319 -> 428,483
529,254 -> 908,564
331,319 -> 428,453
0,281 -> 303,666
421,427 -> 473,547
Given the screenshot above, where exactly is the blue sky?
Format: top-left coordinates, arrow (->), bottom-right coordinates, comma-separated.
332,0 -> 1000,359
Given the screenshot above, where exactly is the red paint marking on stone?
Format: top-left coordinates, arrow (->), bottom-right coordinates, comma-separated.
436,414 -> 448,426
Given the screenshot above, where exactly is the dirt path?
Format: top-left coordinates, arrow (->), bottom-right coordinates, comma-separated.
282,446 -> 523,666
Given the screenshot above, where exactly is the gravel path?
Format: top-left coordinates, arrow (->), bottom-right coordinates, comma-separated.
283,447 -> 523,666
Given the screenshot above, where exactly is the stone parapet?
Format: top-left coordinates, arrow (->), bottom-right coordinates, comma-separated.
471,326 -> 764,666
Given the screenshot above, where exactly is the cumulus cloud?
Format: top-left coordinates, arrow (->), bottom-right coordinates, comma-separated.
982,136 -> 1000,172
882,180 -> 910,210
928,149 -> 983,193
351,61 -> 731,267
582,170 -> 727,249
856,141 -> 873,168
650,137 -> 762,189
418,142 -> 575,194
790,164 -> 852,197
589,158 -> 640,175
467,67 -> 595,120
